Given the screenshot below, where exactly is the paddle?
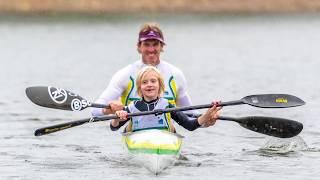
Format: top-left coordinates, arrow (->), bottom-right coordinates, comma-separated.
34,104 -> 303,138
25,86 -> 110,111
26,86 -> 305,111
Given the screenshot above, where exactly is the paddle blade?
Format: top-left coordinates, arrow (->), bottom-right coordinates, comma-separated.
242,94 -> 305,108
237,116 -> 303,138
26,86 -> 91,111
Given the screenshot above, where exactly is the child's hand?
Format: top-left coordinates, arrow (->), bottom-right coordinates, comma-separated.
198,101 -> 222,127
103,100 -> 124,115
115,110 -> 128,120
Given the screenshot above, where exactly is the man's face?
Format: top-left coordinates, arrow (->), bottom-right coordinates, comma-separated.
138,40 -> 163,65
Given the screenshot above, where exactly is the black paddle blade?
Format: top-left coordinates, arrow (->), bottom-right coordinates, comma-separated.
237,116 -> 303,138
242,94 -> 305,108
26,86 -> 91,111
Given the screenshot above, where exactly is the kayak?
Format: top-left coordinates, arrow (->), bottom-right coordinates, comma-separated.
122,129 -> 183,174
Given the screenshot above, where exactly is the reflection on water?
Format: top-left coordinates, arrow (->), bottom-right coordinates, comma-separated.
1,13 -> 320,179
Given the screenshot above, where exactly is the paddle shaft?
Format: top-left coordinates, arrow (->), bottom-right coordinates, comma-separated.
49,100 -> 239,111
35,104 -> 216,136
79,94 -> 306,110
90,100 -> 242,110
91,103 -> 110,109
33,101 -> 244,136
34,115 -> 237,136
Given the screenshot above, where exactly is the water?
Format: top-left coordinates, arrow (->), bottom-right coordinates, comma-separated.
1,13 -> 320,179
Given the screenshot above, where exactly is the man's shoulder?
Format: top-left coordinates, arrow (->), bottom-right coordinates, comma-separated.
120,61 -> 139,70
114,61 -> 140,76
160,60 -> 184,76
161,60 -> 176,68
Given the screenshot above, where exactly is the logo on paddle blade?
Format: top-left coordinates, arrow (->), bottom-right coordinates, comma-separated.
71,98 -> 91,111
276,97 -> 288,103
48,86 -> 68,104
71,99 -> 82,111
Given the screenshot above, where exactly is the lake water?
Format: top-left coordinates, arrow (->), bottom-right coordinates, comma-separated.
1,13 -> 320,179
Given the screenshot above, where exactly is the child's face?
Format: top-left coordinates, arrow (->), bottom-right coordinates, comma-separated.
140,71 -> 160,101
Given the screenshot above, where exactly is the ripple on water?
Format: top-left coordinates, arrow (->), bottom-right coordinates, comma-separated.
31,161 -> 84,170
26,117 -> 42,121
28,117 -> 67,123
65,144 -> 101,154
174,151 -> 220,168
98,153 -> 143,170
183,151 -> 217,157
32,144 -> 57,148
0,152 -> 9,156
302,147 -> 320,153
8,113 -> 23,117
174,159 -> 202,168
14,154 -> 33,160
4,134 -> 35,140
253,149 -> 303,158
0,114 -> 40,122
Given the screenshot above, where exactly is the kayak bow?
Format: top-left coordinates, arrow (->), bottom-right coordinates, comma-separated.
122,129 -> 183,174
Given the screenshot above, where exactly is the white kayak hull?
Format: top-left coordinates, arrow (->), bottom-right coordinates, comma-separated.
122,129 -> 183,174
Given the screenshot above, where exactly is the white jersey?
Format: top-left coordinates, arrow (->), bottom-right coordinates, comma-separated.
91,60 -> 193,116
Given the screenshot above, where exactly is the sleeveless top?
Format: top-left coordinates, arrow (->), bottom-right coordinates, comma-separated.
126,98 -> 175,132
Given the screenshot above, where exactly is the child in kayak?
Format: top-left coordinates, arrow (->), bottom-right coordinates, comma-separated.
111,66 -> 222,132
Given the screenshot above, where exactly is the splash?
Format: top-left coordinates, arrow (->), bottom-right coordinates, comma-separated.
260,136 -> 308,154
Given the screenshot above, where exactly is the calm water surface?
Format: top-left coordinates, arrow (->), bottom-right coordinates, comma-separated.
1,13 -> 320,179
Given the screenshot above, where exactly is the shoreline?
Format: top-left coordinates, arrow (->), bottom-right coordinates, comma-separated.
1,0 -> 320,14
1,11 -> 319,24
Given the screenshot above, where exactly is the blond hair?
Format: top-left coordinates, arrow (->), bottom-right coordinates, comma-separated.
136,66 -> 165,98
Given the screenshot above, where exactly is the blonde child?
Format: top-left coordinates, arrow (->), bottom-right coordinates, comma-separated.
110,66 -> 222,132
